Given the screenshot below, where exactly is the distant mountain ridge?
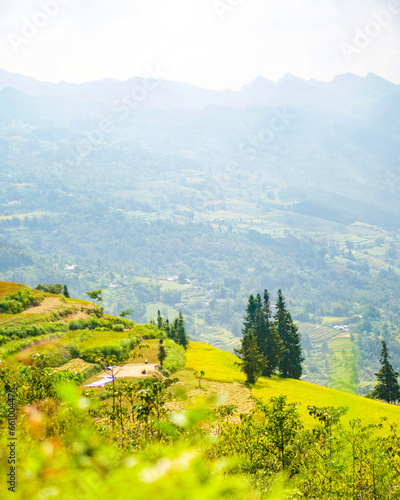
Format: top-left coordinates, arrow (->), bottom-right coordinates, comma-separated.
0,68 -> 398,111
1,67 -> 399,229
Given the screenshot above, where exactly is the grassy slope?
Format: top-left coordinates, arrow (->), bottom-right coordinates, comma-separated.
0,281 -> 184,374
0,281 -> 29,298
2,281 -> 400,430
186,341 -> 400,429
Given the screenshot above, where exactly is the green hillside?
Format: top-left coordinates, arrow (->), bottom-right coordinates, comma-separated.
2,281 -> 400,498
186,341 -> 400,429
1,280 -> 399,429
0,281 -> 173,371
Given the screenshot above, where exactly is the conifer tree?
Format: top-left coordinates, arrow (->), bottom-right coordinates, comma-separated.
242,294 -> 262,335
177,312 -> 189,350
234,331 -> 266,385
63,285 -> 70,298
275,290 -> 303,379
372,341 -> 400,404
157,310 -> 163,330
164,318 -> 171,339
262,289 -> 284,377
170,312 -> 189,350
158,338 -> 167,369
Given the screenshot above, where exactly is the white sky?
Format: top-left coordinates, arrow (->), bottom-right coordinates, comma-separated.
0,0 -> 399,89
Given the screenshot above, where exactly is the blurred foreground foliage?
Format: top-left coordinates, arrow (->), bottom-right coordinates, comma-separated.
1,362 -> 400,499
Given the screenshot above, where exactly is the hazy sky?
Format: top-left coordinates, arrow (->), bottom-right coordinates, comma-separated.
0,0 -> 399,89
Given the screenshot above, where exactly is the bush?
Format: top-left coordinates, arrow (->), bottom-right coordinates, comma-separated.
35,284 -> 64,294
0,322 -> 68,340
163,339 -> 186,375
0,289 -> 35,314
80,336 -> 138,362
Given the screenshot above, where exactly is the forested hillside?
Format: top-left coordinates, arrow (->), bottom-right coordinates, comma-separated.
1,72 -> 400,393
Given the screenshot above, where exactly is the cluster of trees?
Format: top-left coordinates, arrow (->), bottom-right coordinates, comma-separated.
154,310 -> 189,350
211,395 -> 400,497
235,289 -> 303,384
36,283 -> 70,297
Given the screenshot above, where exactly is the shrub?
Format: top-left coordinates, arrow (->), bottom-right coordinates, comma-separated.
0,289 -> 35,314
163,339 -> 186,375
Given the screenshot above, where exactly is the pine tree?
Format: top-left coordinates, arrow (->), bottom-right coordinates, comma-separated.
372,341 -> 400,404
275,290 -> 303,379
157,310 -> 163,330
158,338 -> 167,369
242,294 -> 262,335
262,289 -> 284,377
63,285 -> 70,298
173,312 -> 189,350
234,332 -> 266,385
164,318 -> 171,339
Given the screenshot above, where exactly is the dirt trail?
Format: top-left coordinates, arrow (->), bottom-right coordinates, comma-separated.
22,297 -> 62,315
90,363 -> 158,383
22,297 -> 88,321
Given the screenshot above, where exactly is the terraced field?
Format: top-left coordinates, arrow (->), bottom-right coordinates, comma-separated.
196,326 -> 240,352
297,322 -> 334,342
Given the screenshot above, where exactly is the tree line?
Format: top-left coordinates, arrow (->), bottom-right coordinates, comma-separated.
154,310 -> 189,350
235,289 -> 304,384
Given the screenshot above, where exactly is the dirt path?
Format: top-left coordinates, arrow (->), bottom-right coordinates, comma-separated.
21,297 -> 88,321
87,363 -> 158,385
113,363 -> 158,378
22,297 -> 62,315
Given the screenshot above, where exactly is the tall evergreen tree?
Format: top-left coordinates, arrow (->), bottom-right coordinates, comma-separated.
234,331 -> 266,385
172,312 -> 189,350
63,285 -> 70,298
262,290 -> 284,377
157,310 -> 163,330
158,338 -> 167,369
164,318 -> 171,339
372,341 -> 400,404
275,290 -> 303,379
242,294 -> 262,336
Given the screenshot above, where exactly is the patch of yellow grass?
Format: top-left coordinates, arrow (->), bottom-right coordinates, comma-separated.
253,377 -> 400,429
185,341 -> 245,383
186,342 -> 400,430
0,281 -> 29,298
54,358 -> 94,373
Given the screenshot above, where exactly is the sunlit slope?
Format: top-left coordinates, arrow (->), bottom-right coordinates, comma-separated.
186,341 -> 400,428
0,281 -> 29,298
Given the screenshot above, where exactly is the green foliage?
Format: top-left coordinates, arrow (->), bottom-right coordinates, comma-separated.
35,283 -> 64,295
211,394 -> 400,497
0,360 -> 83,411
80,336 -> 138,362
163,339 -> 186,375
0,289 -> 35,314
119,308 -> 134,318
133,377 -> 178,424
0,321 -> 68,340
68,316 -> 134,331
195,369 -> 205,388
